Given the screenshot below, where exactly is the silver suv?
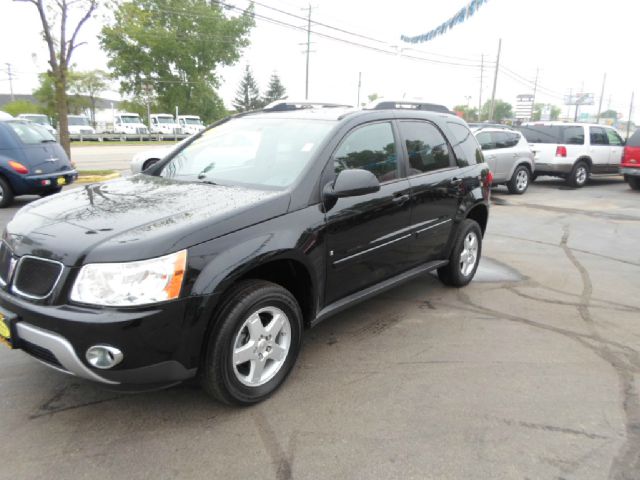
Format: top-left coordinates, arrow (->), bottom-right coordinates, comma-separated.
472,127 -> 535,194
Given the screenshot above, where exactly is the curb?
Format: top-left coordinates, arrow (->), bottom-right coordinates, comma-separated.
76,172 -> 121,184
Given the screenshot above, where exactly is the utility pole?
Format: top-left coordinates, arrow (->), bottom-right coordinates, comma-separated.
357,72 -> 362,106
304,4 -> 312,100
596,73 -> 606,124
489,39 -> 501,122
478,54 -> 484,118
5,63 -> 14,102
626,91 -> 634,141
530,67 -> 539,121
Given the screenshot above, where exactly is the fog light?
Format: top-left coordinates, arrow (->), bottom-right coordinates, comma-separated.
86,345 -> 123,369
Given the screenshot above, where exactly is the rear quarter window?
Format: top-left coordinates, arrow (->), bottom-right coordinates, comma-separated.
446,122 -> 481,167
519,125 -> 584,145
627,130 -> 640,147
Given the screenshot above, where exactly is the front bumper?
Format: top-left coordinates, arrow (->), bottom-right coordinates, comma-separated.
0,288 -> 211,387
621,167 -> 640,177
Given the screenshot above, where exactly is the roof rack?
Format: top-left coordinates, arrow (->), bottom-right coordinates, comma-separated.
365,99 -> 452,114
262,100 -> 354,112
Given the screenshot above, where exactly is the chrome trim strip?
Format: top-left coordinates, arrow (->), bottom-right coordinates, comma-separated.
11,255 -> 65,300
416,218 -> 452,235
372,218 -> 439,244
334,234 -> 412,266
0,240 -> 12,287
16,323 -> 119,385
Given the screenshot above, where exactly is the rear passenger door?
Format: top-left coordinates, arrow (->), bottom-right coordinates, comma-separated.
397,120 -> 461,263
494,131 -> 521,180
605,128 -> 624,165
589,126 -> 610,166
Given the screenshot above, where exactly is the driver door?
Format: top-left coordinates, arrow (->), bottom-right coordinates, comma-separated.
324,121 -> 412,305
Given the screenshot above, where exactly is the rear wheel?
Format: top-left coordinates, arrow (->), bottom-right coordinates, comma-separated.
507,165 -> 530,194
437,219 -> 482,287
567,161 -> 589,188
201,280 -> 303,405
628,176 -> 640,190
0,177 -> 14,208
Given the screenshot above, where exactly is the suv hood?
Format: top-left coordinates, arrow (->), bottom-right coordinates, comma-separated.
5,175 -> 289,266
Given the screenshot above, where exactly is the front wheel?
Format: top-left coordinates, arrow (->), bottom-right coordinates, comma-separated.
507,165 -> 530,194
567,161 -> 589,188
201,280 -> 303,405
437,219 -> 482,287
627,176 -> 640,191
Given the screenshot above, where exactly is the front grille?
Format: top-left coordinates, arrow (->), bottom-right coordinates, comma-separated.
0,242 -> 14,285
13,257 -> 63,299
136,127 -> 148,134
21,339 -> 64,369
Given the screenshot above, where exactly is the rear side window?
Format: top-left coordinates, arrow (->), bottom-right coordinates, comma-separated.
492,131 -> 519,148
628,130 -> 640,147
399,121 -> 452,175
590,127 -> 608,146
333,122 -> 398,182
519,125 -> 585,145
605,129 -> 623,146
447,122 -> 480,167
5,121 -> 54,144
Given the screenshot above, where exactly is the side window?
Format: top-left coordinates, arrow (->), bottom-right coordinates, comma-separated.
590,127 -> 609,146
493,132 -> 510,149
333,122 -> 398,182
504,132 -> 520,148
562,126 -> 585,145
446,122 -> 480,166
605,129 -> 623,146
476,131 -> 495,150
400,121 -> 452,175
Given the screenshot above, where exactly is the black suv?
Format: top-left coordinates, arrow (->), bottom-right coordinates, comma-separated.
0,101 -> 491,405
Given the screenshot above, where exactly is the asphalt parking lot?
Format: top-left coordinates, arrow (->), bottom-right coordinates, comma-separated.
71,144 -> 170,172
0,175 -> 639,480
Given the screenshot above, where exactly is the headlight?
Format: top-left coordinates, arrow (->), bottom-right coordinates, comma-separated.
70,250 -> 187,306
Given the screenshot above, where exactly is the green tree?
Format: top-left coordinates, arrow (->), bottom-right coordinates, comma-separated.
233,65 -> 261,112
480,99 -> 513,122
532,103 -> 562,121
2,100 -> 42,117
101,0 -> 254,123
33,71 -> 89,120
453,105 -> 478,122
600,109 -> 618,119
16,0 -> 98,156
262,72 -> 286,105
73,70 -> 109,126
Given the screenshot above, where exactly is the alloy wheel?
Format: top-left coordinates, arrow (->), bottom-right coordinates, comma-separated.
460,232 -> 479,276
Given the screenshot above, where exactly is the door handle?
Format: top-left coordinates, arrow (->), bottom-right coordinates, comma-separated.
392,193 -> 410,204
512,153 -> 519,158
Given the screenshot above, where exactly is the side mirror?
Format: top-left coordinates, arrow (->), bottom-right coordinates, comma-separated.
324,169 -> 380,199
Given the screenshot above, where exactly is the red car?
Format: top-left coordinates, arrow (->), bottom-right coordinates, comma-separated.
622,130 -> 640,190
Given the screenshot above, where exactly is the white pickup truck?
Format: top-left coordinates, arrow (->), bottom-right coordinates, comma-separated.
519,122 -> 625,187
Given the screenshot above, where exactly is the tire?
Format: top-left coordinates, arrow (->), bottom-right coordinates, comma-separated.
507,165 -> 530,194
201,280 -> 303,405
142,159 -> 159,171
0,177 -> 14,208
628,176 -> 640,191
39,187 -> 63,197
437,219 -> 482,287
567,160 -> 589,188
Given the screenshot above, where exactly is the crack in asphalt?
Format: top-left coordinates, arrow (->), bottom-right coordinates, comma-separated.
494,417 -> 611,440
253,409 -> 294,480
30,383 -> 123,419
494,199 -> 640,222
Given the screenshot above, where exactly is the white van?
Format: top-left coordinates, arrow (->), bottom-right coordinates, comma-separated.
519,122 -> 625,187
177,115 -> 205,135
150,114 -> 183,135
17,114 -> 57,135
67,115 -> 95,135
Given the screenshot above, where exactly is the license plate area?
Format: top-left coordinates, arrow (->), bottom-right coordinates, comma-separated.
0,307 -> 18,349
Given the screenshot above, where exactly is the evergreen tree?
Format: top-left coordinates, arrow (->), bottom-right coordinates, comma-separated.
233,66 -> 261,112
263,73 -> 287,105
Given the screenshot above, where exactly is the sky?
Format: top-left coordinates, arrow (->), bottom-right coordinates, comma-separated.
1,0 -> 639,121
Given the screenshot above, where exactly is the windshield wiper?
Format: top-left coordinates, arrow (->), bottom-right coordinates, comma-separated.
41,139 -> 56,143
198,180 -> 219,186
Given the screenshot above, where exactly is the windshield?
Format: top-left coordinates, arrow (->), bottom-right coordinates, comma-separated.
184,117 -> 202,125
157,116 -> 174,124
121,115 -> 142,124
21,115 -> 50,126
7,120 -> 56,144
68,116 -> 90,126
160,117 -> 334,189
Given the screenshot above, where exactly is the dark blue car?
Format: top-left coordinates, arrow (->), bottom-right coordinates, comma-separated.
0,120 -> 77,207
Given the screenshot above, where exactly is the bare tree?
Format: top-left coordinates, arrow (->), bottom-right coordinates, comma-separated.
16,0 -> 98,156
